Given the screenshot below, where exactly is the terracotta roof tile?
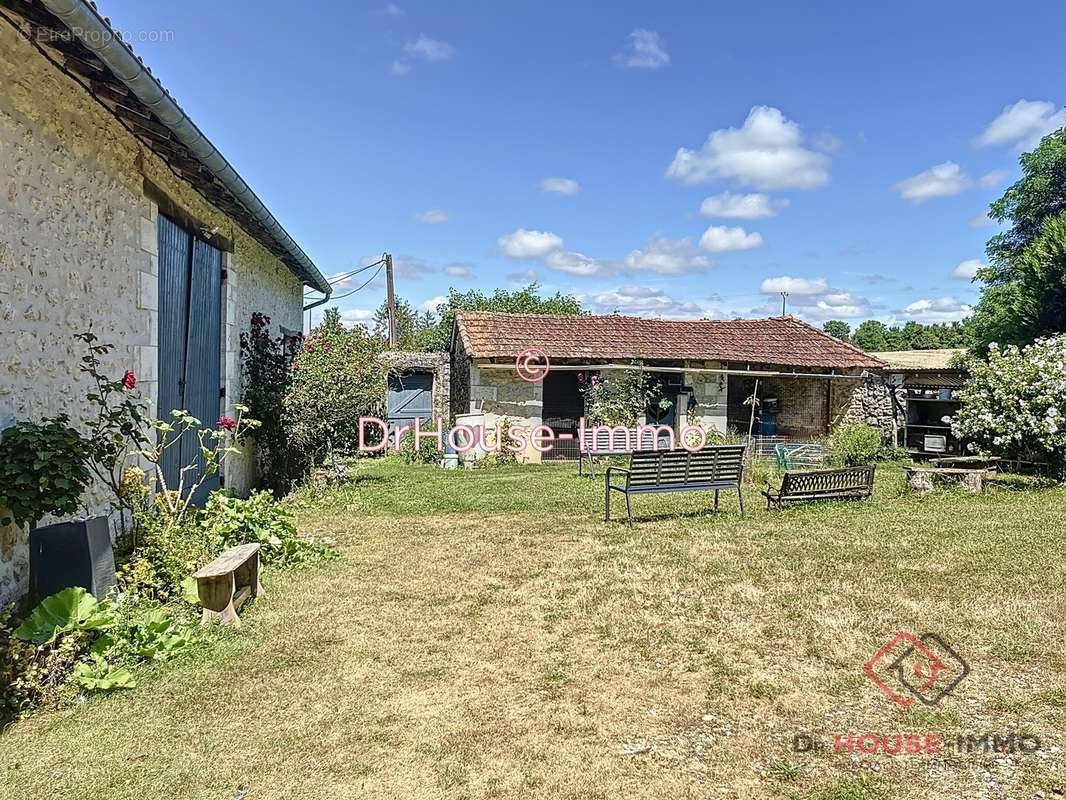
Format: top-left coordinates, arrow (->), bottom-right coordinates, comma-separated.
453,312 -> 885,370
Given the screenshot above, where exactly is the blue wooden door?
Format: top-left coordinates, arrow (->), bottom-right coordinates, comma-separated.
387,372 -> 434,445
157,215 -> 222,503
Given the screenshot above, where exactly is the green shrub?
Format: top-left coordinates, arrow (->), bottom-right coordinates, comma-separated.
828,423 -> 904,466
0,415 -> 91,528
399,428 -> 441,464
1,588 -> 198,722
199,490 -> 335,567
285,309 -> 386,477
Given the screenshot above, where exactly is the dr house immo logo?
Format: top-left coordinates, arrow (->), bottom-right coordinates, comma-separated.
864,631 -> 970,708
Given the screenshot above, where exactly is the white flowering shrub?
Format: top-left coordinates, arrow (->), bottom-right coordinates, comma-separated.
951,336 -> 1066,474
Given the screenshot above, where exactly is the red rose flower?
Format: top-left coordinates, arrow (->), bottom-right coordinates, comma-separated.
121,370 -> 137,390
217,416 -> 237,432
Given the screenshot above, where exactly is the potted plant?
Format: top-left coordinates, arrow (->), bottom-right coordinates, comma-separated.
0,415 -> 114,603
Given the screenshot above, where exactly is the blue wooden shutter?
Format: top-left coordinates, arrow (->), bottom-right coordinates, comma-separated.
181,239 -> 223,505
157,215 -> 191,491
156,215 -> 223,504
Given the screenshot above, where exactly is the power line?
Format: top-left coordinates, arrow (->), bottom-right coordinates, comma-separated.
303,255 -> 386,297
328,263 -> 385,301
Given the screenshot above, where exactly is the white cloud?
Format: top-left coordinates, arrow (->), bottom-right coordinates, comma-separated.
381,3 -> 404,16
699,225 -> 763,252
979,169 -> 1010,189
391,255 -> 432,279
811,290 -> 867,318
404,35 -> 453,61
443,262 -> 475,278
539,177 -> 581,195
967,211 -> 996,228
543,249 -> 608,277
339,308 -> 374,326
393,34 -> 453,75
506,269 -> 539,284
760,276 -> 828,295
414,208 -> 449,224
667,106 -> 831,189
497,228 -> 564,259
977,99 -> 1066,150
893,161 -> 971,203
614,29 -> 669,69
699,192 -> 785,219
585,286 -> 704,318
619,237 -> 713,275
418,295 -> 446,314
757,277 -> 870,320
899,297 -> 972,323
951,259 -> 985,280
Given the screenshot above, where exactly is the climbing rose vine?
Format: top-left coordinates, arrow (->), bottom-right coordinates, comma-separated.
951,335 -> 1066,475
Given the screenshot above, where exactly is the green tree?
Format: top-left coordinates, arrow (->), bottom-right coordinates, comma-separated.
371,298 -> 438,351
853,320 -> 890,351
419,283 -> 583,351
284,309 -> 386,474
822,320 -> 851,341
970,128 -> 1066,351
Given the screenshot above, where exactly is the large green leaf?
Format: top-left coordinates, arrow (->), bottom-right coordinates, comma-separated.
13,587 -> 111,645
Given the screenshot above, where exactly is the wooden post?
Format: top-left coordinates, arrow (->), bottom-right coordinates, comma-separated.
385,253 -> 397,348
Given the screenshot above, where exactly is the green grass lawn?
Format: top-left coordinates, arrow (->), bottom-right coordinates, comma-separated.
2,458 -> 1065,799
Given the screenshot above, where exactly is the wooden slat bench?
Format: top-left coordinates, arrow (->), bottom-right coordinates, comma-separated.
193,543 -> 263,627
579,425 -> 674,477
762,465 -> 875,509
604,444 -> 746,524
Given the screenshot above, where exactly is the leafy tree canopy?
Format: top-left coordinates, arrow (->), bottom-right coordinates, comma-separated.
847,319 -> 971,352
969,128 -> 1066,351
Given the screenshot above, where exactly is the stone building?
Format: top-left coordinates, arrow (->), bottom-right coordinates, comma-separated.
449,312 -> 887,461
0,1 -> 331,603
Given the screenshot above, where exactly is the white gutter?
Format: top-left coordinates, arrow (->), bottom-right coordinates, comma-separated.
37,0 -> 332,298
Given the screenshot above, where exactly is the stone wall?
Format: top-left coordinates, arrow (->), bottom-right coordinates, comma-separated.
468,361 -> 543,461
833,373 -> 904,443
0,22 -> 304,604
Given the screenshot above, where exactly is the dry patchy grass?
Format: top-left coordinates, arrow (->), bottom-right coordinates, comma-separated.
2,459 -> 1065,799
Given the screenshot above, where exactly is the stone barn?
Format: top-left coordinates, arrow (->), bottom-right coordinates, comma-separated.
449,312 -> 887,462
0,0 -> 331,603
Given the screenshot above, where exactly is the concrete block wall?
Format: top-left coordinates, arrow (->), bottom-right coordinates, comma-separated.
0,21 -> 305,604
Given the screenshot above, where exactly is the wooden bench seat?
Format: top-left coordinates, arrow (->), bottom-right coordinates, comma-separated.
762,466 -> 875,509
192,543 -> 263,627
605,444 -> 746,524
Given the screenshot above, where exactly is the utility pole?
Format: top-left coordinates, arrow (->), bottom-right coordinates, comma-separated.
780,291 -> 789,316
385,252 -> 397,348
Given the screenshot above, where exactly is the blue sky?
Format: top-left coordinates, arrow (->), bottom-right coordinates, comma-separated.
104,1 -> 1066,328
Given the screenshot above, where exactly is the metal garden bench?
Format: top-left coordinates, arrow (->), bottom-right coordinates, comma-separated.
604,444 -> 746,524
762,465 -> 875,509
579,425 -> 674,477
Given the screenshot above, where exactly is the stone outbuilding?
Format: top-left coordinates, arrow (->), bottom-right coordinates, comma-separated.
449,312 -> 887,462
0,1 -> 332,603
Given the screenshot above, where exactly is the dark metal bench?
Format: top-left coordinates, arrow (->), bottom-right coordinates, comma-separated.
762,465 -> 875,509
579,425 -> 673,477
604,444 -> 746,524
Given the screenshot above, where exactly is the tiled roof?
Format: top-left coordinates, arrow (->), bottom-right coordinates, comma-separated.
454,312 -> 885,370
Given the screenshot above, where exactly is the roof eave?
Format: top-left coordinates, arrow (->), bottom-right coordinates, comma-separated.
34,0 -> 331,295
